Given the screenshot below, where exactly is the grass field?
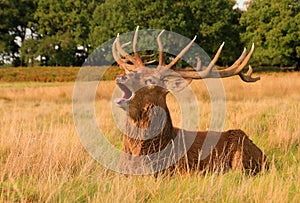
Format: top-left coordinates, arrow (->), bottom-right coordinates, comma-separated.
0,66 -> 124,82
0,72 -> 299,202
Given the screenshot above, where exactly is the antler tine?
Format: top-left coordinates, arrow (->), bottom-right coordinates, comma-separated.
157,30 -> 165,67
174,42 -> 225,79
119,42 -> 132,63
144,59 -> 157,65
165,35 -> 197,69
141,53 -> 155,60
174,42 -> 259,81
115,35 -> 136,64
233,43 -> 255,74
121,41 -> 131,48
133,26 -> 144,67
113,27 -> 156,72
142,53 -> 156,65
112,38 -> 128,72
204,42 -> 225,72
112,38 -> 122,66
213,47 -> 247,75
239,65 -> 260,82
112,36 -> 137,73
213,43 -> 254,77
195,56 -> 202,71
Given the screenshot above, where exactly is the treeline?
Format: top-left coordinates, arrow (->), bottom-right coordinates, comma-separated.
0,0 -> 299,69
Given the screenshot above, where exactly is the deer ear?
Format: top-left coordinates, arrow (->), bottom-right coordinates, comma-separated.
163,74 -> 191,92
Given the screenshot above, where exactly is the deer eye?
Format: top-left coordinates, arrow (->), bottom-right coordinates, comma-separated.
121,75 -> 128,80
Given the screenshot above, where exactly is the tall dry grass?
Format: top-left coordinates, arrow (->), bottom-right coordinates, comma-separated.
0,72 -> 299,202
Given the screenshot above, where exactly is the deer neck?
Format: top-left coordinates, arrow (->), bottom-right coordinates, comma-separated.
124,92 -> 175,155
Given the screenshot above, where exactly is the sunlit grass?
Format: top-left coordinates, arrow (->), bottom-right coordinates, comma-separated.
0,72 -> 299,202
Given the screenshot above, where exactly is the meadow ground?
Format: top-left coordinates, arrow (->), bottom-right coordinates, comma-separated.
0,72 -> 299,202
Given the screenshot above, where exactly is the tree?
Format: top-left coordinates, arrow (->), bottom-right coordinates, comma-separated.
187,0 -> 243,65
0,0 -> 37,66
20,38 -> 39,67
26,0 -> 102,66
240,0 -> 300,68
1,0 -> 244,67
89,0 -> 243,66
89,0 -> 188,46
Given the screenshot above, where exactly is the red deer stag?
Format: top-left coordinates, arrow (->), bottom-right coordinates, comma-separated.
113,27 -> 268,175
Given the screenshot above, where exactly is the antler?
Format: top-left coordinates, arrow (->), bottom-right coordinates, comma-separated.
112,27 -> 260,82
165,40 -> 259,82
112,26 -> 156,72
174,42 -> 259,82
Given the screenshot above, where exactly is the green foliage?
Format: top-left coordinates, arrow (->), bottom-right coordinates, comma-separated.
89,0 -> 190,46
25,0 -> 101,66
33,0 -> 100,46
188,0 -> 243,65
240,0 -> 300,67
20,39 -> 39,67
90,0 -> 242,65
0,0 -> 37,65
1,0 -> 299,69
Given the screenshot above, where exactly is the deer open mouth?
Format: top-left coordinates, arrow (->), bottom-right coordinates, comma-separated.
114,83 -> 133,104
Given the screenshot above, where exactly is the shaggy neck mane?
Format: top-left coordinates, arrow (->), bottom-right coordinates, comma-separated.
123,87 -> 176,155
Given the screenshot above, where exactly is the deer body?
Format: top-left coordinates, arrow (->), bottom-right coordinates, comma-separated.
113,27 -> 267,175
119,85 -> 266,174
